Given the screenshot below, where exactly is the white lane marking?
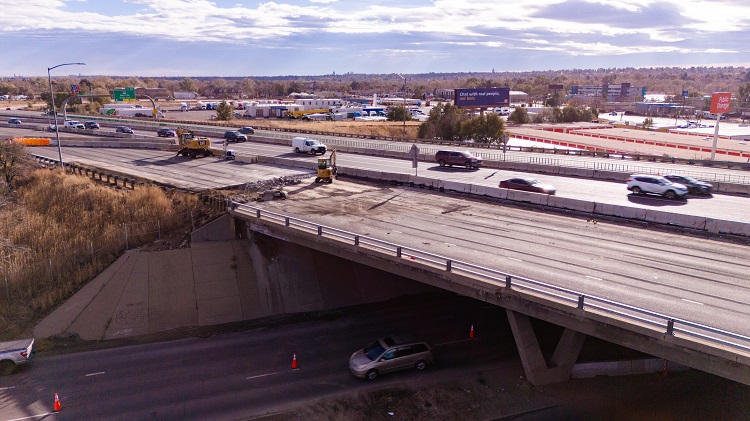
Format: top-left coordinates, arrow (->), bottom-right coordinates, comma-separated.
585,276 -> 603,281
85,371 -> 106,377
0,386 -> 16,391
392,230 -> 403,233
444,242 -> 456,246
435,339 -> 473,346
246,372 -> 282,380
682,298 -> 704,305
5,413 -> 55,421
507,257 -> 523,262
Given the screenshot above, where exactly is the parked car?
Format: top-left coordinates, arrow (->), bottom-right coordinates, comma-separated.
116,126 -> 134,134
499,177 -> 556,195
663,174 -> 712,195
84,121 -> 100,129
0,338 -> 35,375
238,126 -> 255,135
7,118 -> 21,124
626,174 -> 688,199
434,150 -> 483,169
156,127 -> 176,137
349,335 -> 434,380
224,130 -> 247,142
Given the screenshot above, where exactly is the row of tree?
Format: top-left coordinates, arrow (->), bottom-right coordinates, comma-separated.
3,67 -> 750,110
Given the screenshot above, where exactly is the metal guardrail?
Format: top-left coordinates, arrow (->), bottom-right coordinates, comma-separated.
231,201 -> 750,354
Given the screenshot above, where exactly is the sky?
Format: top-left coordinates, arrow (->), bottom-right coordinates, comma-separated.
1,0 -> 750,77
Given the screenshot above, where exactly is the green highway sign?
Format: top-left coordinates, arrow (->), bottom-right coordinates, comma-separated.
114,87 -> 136,102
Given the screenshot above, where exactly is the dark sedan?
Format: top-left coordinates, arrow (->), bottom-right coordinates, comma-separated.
663,174 -> 712,195
116,126 -> 134,134
499,177 -> 556,195
238,126 -> 255,135
156,127 -> 176,137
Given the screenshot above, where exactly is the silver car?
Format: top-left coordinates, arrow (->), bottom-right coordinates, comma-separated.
349,335 -> 434,380
627,174 -> 688,200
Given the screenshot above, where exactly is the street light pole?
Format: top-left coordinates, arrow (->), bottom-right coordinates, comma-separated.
397,74 -> 407,139
48,62 -> 85,170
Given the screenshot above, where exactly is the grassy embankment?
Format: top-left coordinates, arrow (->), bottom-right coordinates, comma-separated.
0,167 -> 208,341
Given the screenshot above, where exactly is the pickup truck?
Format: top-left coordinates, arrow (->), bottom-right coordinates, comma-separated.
292,137 -> 327,155
0,338 -> 35,375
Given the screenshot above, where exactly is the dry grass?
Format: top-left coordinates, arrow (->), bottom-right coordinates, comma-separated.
0,168 -> 207,340
244,119 -> 422,139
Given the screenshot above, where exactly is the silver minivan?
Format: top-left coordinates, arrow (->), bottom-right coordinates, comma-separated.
349,335 -> 434,380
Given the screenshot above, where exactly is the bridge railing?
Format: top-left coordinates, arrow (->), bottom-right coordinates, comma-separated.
232,201 -> 750,354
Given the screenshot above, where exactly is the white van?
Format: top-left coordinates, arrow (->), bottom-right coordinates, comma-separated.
292,137 -> 327,155
63,120 -> 85,129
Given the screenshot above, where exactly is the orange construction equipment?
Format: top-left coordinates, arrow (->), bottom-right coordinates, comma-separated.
292,352 -> 298,370
53,393 -> 61,412
469,324 -> 475,339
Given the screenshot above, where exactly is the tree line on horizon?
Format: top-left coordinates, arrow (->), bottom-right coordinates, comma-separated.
2,66 -> 750,110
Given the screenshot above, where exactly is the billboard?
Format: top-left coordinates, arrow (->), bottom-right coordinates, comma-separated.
454,88 -> 510,108
709,92 -> 731,114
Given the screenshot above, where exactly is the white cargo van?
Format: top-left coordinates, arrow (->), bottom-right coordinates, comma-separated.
292,137 -> 327,155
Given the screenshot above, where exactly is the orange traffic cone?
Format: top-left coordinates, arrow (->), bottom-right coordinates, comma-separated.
53,393 -> 61,412
292,352 -> 299,370
469,324 -> 475,339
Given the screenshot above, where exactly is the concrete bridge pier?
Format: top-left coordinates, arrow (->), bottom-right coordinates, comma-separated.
507,309 -> 586,386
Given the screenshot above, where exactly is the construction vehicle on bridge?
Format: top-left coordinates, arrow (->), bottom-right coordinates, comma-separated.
176,127 -> 213,158
315,149 -> 337,183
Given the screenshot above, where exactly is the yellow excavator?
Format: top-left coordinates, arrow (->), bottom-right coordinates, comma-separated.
176,127 -> 213,158
315,149 -> 337,183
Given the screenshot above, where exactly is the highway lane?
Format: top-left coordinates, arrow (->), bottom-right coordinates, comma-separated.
7,111 -> 750,185
252,183 -> 750,339
0,295 -> 514,420
29,146 -> 314,190
24,140 -> 750,222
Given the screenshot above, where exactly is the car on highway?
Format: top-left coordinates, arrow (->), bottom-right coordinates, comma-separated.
224,130 -> 247,142
116,126 -> 134,134
434,150 -> 483,169
349,335 -> 434,380
156,127 -> 176,137
7,118 -> 21,124
662,174 -> 713,195
84,121 -> 100,129
626,174 -> 688,199
499,177 -> 556,195
238,126 -> 255,135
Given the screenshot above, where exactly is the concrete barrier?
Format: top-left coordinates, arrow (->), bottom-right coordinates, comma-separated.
442,180 -> 472,193
506,189 -> 550,206
714,182 -> 750,195
559,167 -> 595,178
469,184 -> 499,197
642,209 -> 706,228
388,172 -> 411,183
592,170 -> 630,182
705,218 -> 750,236
547,195 -> 594,212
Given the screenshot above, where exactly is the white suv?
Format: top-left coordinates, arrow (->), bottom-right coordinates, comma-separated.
627,174 -> 688,200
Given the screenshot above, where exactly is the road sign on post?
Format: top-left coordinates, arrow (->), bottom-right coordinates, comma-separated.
410,144 -> 419,175
709,92 -> 731,160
